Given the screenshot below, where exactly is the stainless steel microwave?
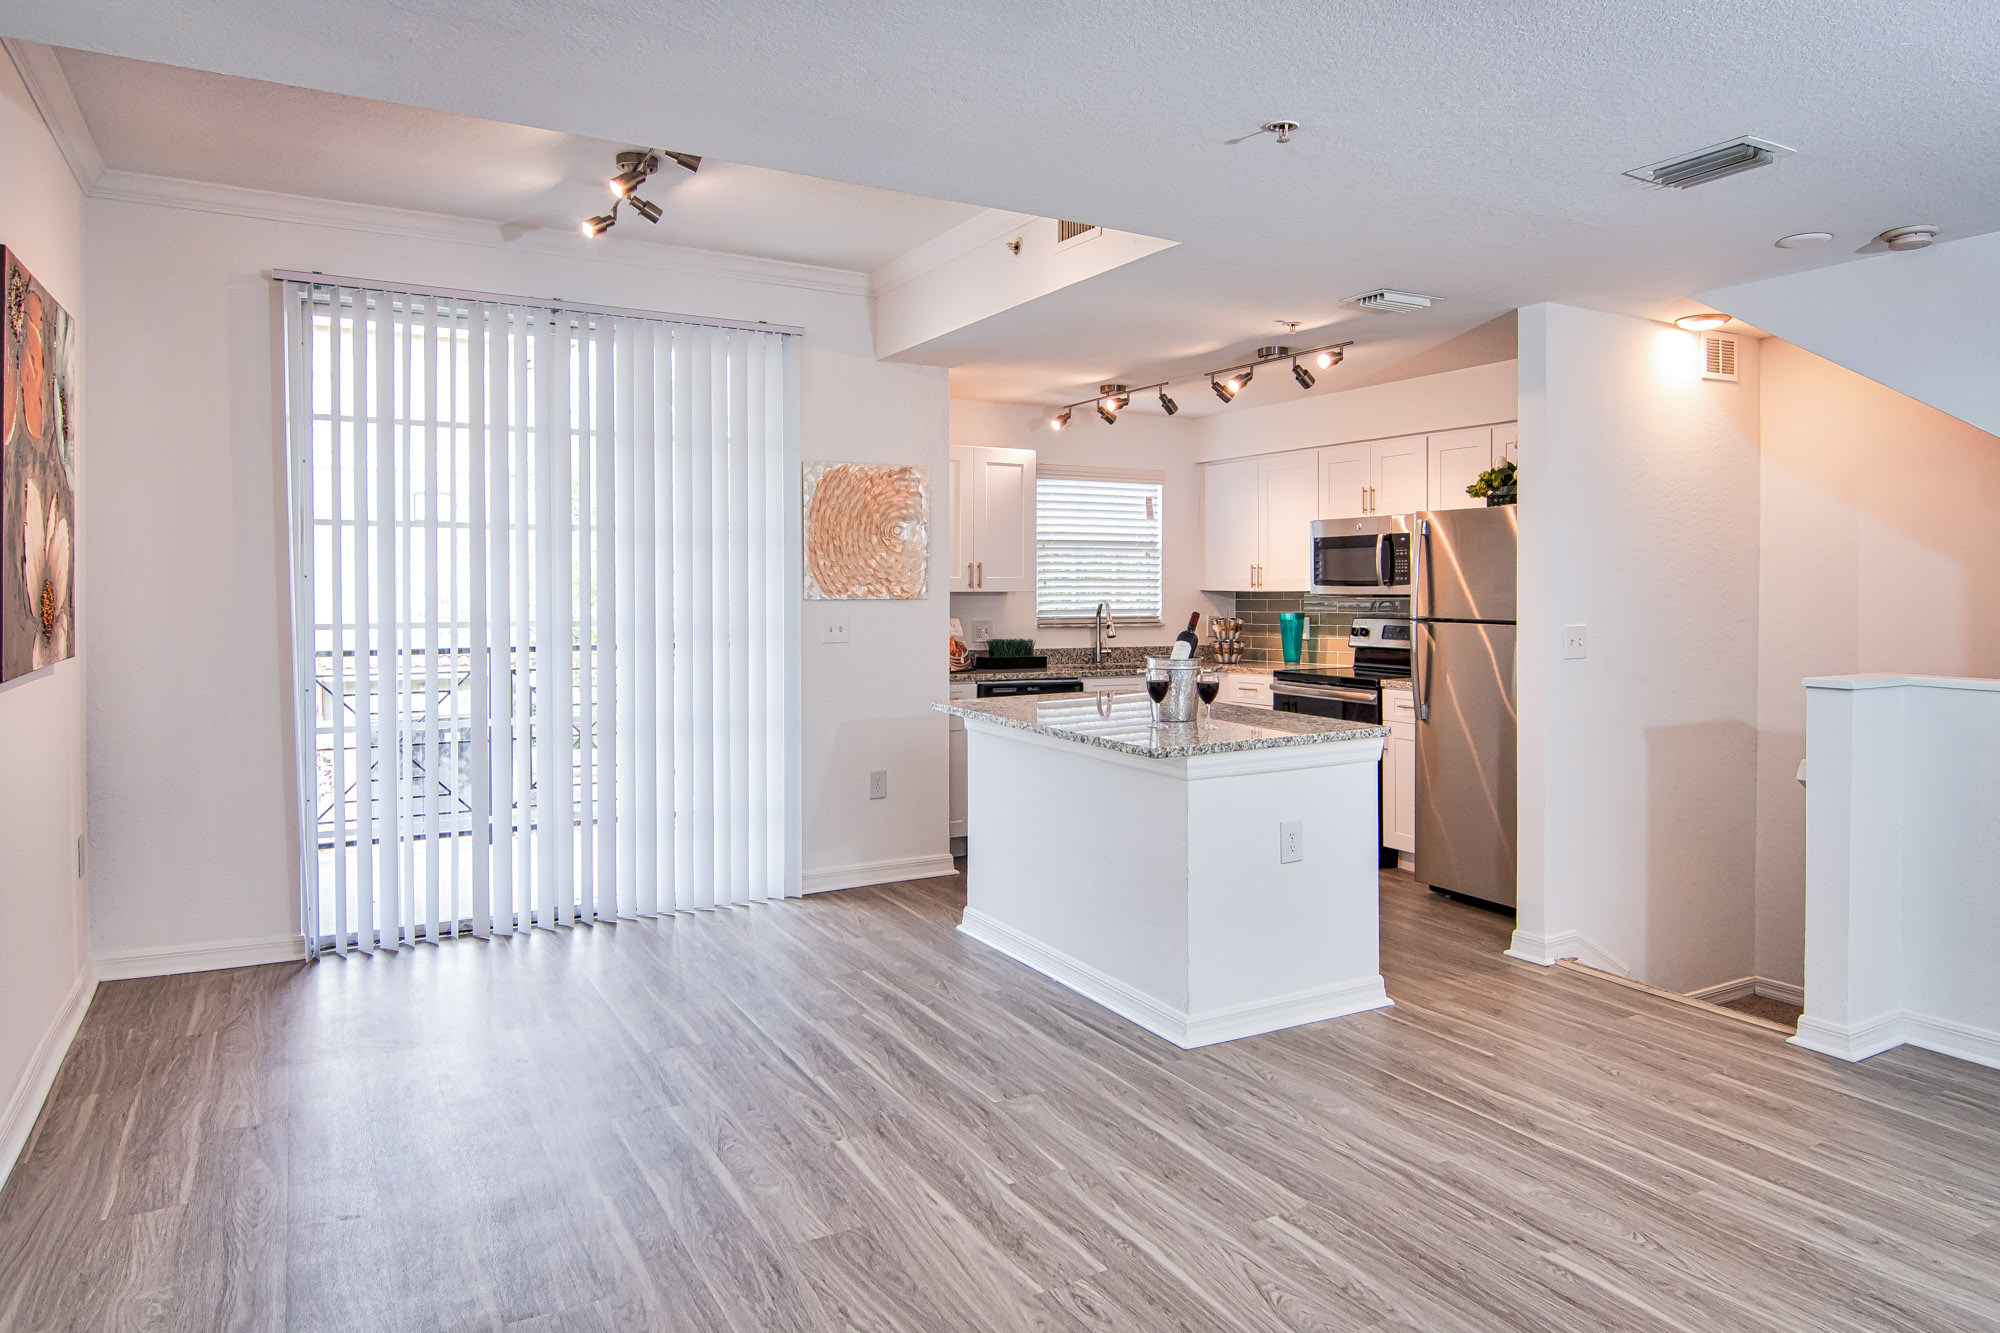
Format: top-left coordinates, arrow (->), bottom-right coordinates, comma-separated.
1309,515 -> 1413,594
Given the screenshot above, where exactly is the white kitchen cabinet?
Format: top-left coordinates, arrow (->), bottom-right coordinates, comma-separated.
1202,452 -> 1317,590
948,445 -> 1036,591
1201,458 -> 1261,591
1258,452 -> 1318,590
1317,435 -> 1427,520
1493,421 -> 1518,465
1223,672 -> 1273,709
1428,427 -> 1494,511
1382,684 -> 1417,853
1315,442 -> 1372,520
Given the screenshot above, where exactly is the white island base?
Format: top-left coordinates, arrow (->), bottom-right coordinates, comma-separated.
947,696 -> 1391,1048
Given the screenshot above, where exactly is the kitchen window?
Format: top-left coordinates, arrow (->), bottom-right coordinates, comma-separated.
1035,466 -> 1164,625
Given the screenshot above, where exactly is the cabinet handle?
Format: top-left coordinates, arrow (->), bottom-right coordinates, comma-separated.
976,562 -> 983,587
967,562 -> 974,586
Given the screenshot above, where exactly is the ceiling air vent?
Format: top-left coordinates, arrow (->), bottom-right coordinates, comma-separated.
1625,135 -> 1794,189
1702,334 -> 1740,382
1346,289 -> 1434,313
1055,220 -> 1100,246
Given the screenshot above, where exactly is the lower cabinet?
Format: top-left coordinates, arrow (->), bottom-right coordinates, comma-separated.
1223,672 -> 1272,708
948,681 -> 973,839
1382,685 -> 1417,854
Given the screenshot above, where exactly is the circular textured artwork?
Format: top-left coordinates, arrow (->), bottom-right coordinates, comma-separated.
803,462 -> 929,600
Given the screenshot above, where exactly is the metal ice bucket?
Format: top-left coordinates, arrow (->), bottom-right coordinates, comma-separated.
1145,656 -> 1203,724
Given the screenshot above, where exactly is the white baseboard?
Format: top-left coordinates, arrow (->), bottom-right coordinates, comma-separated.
92,932 -> 308,981
960,907 -> 1391,1050
803,853 -> 959,895
1,967 -> 96,1189
1687,976 -> 1806,1007
1795,1009 -> 2000,1073
1505,928 -> 1631,977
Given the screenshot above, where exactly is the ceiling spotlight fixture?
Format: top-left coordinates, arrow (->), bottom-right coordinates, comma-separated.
1315,348 -> 1342,369
1202,338 -> 1351,405
1158,388 -> 1178,417
1293,360 -> 1316,390
1227,366 -> 1253,395
1775,231 -> 1833,249
585,147 -> 699,238
1879,224 -> 1940,252
1097,401 -> 1118,425
1050,408 -> 1071,431
1674,312 -> 1731,331
1212,377 -> 1236,404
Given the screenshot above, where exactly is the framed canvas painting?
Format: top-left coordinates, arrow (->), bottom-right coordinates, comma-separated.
1,248 -> 75,681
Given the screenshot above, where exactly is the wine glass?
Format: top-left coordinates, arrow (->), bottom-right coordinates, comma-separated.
1145,664 -> 1171,723
1195,668 -> 1220,725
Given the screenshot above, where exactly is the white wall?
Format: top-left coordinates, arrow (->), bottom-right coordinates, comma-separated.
947,398 -> 1225,651
1794,676 -> 2000,1070
1753,340 -> 2000,987
0,54 -> 92,1178
1514,304 -> 1762,992
1193,359 -> 1517,463
1700,232 -> 2000,438
82,178 -> 950,966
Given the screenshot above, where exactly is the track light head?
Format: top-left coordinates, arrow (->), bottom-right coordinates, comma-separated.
1293,360 -> 1315,390
1212,378 -> 1236,404
1097,401 -> 1117,425
1051,408 -> 1071,431
1158,388 -> 1178,416
1223,366 -> 1252,396
1316,348 -> 1341,369
610,168 -> 649,197
626,195 -> 663,224
583,212 -> 617,238
664,151 -> 703,174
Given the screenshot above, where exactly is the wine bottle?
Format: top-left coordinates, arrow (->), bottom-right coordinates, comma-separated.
1172,612 -> 1200,660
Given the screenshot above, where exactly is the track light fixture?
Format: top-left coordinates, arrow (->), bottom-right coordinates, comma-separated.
1293,360 -> 1315,390
1203,339 -> 1352,405
585,147 -> 698,237
1212,377 -> 1236,403
1050,408 -> 1072,431
1316,347 -> 1342,369
1158,388 -> 1178,416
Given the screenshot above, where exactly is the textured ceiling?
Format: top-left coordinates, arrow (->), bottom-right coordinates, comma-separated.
13,0 -> 1999,404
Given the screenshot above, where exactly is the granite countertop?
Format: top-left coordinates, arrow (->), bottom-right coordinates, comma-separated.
1380,678 -> 1414,689
933,693 -> 1386,759
951,648 -> 1274,684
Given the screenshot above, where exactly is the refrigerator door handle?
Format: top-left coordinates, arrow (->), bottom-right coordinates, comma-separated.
1413,518 -> 1431,721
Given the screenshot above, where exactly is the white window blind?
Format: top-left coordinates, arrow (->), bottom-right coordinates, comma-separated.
1035,468 -> 1164,624
280,277 -> 800,953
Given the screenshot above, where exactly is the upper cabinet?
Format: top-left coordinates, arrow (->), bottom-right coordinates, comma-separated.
1202,452 -> 1315,590
1317,435 -> 1427,519
1493,422 -> 1518,464
1427,427 -> 1494,511
948,445 -> 1036,591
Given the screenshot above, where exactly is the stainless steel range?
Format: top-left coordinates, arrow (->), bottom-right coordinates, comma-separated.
1269,616 -> 1413,725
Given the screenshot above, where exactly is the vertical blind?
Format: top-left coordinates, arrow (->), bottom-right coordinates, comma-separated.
281,278 -> 801,953
1035,468 -> 1165,623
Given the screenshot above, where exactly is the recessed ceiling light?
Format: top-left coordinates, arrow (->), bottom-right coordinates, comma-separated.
1775,231 -> 1833,248
1675,313 -> 1731,332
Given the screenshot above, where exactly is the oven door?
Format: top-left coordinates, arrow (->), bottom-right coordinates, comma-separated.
1269,680 -> 1382,723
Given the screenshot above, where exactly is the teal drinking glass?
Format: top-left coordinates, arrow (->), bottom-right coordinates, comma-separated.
1279,612 -> 1306,664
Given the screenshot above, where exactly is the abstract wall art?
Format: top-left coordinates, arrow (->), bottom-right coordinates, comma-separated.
802,462 -> 929,600
2,249 -> 76,681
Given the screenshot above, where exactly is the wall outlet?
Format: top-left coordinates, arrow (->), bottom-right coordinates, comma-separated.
1279,819 -> 1303,864
1562,624 -> 1588,660
869,769 -> 888,801
822,615 -> 849,644
970,619 -> 994,643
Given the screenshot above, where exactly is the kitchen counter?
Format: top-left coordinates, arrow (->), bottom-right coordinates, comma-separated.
950,660 -> 1272,684
943,685 -> 1391,1049
934,694 -> 1382,759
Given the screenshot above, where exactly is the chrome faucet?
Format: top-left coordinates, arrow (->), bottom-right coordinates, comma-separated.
1093,602 -> 1117,664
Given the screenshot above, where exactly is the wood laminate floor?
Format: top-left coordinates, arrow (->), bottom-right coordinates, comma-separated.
3,870 -> 1999,1331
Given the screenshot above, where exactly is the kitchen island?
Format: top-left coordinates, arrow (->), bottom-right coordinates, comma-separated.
932,691 -> 1391,1048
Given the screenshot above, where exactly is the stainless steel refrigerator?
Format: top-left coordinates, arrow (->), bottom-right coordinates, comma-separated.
1412,506 -> 1517,908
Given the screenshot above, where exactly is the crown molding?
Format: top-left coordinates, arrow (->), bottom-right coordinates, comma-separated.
869,207 -> 1038,297
4,39 -> 104,193
89,169 -> 874,298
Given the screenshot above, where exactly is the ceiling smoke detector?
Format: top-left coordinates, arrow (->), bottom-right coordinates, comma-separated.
1346,289 -> 1434,314
1879,224 -> 1940,251
1625,135 -> 1794,189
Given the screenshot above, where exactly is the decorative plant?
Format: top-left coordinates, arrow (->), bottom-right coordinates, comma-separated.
985,637 -> 1036,658
1466,458 -> 1518,502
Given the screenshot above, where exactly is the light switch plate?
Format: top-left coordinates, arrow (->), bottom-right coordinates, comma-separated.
1279,819 -> 1303,864
970,619 -> 994,643
822,616 -> 849,644
868,769 -> 888,800
1562,624 -> 1587,660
